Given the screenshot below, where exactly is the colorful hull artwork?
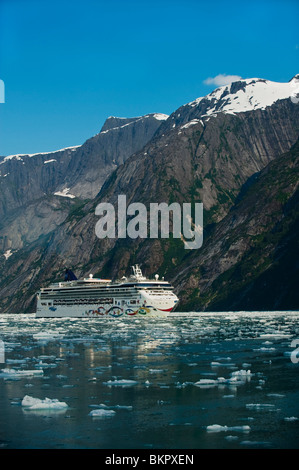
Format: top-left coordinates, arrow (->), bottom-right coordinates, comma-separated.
84,305 -> 157,317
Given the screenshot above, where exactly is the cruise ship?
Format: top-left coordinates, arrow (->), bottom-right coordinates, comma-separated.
36,265 -> 179,318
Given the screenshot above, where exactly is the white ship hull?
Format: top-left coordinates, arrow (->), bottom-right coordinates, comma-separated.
36,301 -> 175,318
36,302 -> 174,318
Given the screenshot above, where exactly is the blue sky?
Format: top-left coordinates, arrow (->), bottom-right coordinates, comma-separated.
0,0 -> 298,156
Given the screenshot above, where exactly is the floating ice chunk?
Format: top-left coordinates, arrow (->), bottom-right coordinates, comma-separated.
4,342 -> 21,348
259,333 -> 292,339
267,393 -> 285,398
206,425 -> 227,433
33,331 -> 64,341
114,405 -> 133,410
21,395 -> 68,410
229,426 -> 251,432
103,379 -> 138,387
6,359 -> 29,364
91,403 -> 132,411
240,440 -> 270,447
194,379 -> 218,387
207,424 -> 250,433
253,347 -> 276,352
246,403 -> 275,410
38,355 -> 57,360
89,409 -> 116,417
225,435 -> 239,441
231,369 -> 252,377
284,416 -> 298,422
35,361 -> 57,369
0,368 -> 44,378
217,377 -> 227,384
214,357 -> 232,362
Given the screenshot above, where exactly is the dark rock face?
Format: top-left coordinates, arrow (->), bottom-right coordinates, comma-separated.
1,77 -> 299,313
0,113 -> 166,213
63,113 -> 169,199
174,138 -> 299,311
0,113 -> 166,252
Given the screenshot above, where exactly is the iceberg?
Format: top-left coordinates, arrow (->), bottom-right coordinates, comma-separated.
193,370 -> 252,388
33,331 -> 64,341
245,403 -> 275,410
207,424 -> 251,433
89,409 -> 116,417
91,403 -> 133,411
103,379 -> 138,387
194,379 -> 218,387
21,395 -> 68,410
0,368 -> 44,378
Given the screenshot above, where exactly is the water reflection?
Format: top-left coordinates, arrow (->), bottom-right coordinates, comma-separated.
0,312 -> 299,449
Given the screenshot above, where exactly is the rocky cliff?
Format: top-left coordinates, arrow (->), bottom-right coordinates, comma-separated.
0,113 -> 167,252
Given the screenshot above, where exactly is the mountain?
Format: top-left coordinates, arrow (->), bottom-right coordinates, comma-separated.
157,75 -> 299,132
174,137 -> 299,311
0,113 -> 168,210
0,113 -> 168,252
0,76 -> 298,313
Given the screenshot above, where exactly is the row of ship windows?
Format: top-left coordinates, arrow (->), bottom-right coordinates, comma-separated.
40,292 -> 170,301
42,288 -> 171,295
41,299 -> 141,306
41,296 -> 175,307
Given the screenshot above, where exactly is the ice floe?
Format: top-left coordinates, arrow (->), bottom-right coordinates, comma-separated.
33,331 -> 64,342
194,379 -> 218,387
89,409 -> 116,418
0,368 -> 44,378
206,424 -> 251,433
89,403 -> 132,411
245,403 -> 276,410
103,379 -> 138,387
21,395 -> 68,410
194,370 -> 252,388
284,416 -> 298,422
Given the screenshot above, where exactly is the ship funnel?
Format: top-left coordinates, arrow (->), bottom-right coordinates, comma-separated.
132,264 -> 146,280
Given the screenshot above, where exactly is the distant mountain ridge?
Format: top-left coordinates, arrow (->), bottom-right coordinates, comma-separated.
156,75 -> 299,137
0,113 -> 167,252
0,76 -> 298,312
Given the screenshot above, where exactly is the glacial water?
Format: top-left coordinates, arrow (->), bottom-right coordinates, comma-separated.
0,311 -> 299,450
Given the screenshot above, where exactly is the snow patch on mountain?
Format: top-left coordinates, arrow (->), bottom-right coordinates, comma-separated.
54,188 -> 76,199
152,113 -> 169,121
1,145 -> 80,165
187,76 -> 299,116
100,113 -> 169,135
